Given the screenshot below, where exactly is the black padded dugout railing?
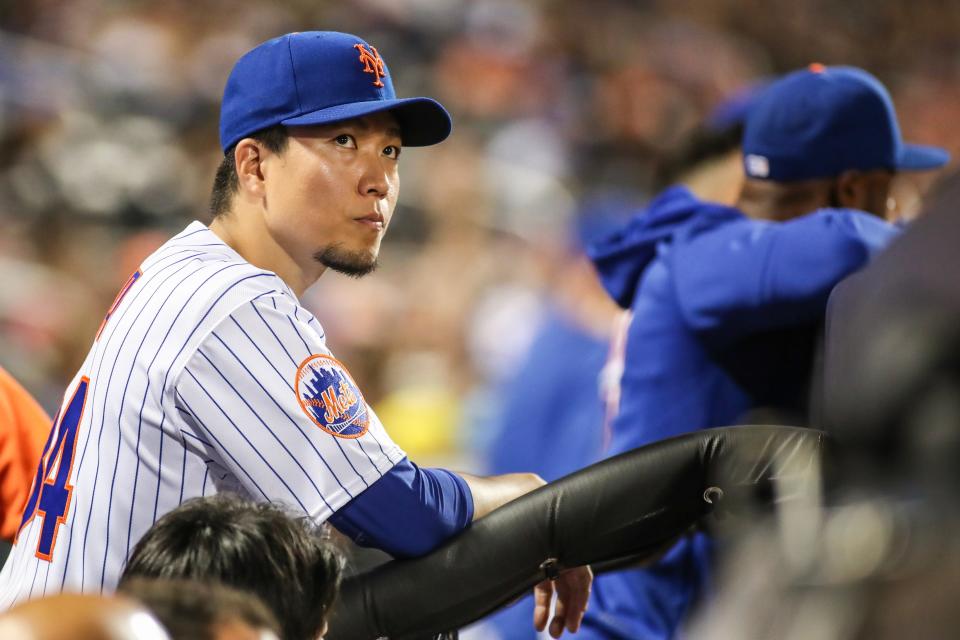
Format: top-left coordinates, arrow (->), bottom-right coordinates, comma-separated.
327,425 -> 825,640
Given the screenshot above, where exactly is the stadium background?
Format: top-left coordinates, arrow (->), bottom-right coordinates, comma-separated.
1,0 -> 957,471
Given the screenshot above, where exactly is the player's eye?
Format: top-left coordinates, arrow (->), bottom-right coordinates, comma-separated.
334,134 -> 357,148
383,145 -> 401,159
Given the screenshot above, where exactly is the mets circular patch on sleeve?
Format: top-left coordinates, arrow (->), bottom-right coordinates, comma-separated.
295,354 -> 370,438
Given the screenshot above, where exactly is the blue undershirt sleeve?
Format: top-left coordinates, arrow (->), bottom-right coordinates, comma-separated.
327,457 -> 474,558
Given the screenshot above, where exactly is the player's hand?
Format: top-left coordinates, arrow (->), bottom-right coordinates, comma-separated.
533,565 -> 593,638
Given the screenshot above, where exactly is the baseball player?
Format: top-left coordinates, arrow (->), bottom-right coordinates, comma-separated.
578,65 -> 949,639
0,31 -> 590,637
479,94 -> 763,640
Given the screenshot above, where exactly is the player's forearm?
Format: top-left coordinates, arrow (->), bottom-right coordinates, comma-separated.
457,472 -> 546,520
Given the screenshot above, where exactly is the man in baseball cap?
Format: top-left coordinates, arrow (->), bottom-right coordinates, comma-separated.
210,30 -> 593,636
580,65 -> 948,639
0,31 -> 591,639
207,30 -> 454,281
739,63 -> 948,219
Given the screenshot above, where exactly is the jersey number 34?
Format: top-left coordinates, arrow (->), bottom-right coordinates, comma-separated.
15,269 -> 139,561
16,377 -> 89,561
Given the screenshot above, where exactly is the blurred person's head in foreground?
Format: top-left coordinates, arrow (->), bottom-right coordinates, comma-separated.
737,64 -> 949,222
0,593 -> 169,640
119,578 -> 280,640
119,494 -> 344,640
208,31 -> 451,294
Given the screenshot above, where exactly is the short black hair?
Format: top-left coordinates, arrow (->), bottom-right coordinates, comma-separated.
118,577 -> 280,640
653,123 -> 745,191
209,125 -> 290,218
120,494 -> 344,640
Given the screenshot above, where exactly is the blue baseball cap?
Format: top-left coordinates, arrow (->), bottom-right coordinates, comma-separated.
742,64 -> 949,181
219,31 -> 452,152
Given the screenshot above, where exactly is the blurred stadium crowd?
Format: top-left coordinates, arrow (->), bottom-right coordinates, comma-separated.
1,0 -> 958,466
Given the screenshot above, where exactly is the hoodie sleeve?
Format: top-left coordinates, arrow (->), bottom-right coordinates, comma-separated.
669,208 -> 898,347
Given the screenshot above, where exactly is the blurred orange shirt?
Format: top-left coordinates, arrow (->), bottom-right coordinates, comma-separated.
0,367 -> 51,540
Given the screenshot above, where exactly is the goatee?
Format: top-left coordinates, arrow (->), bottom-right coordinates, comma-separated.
314,244 -> 378,278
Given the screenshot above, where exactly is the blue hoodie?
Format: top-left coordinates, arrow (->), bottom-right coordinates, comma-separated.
579,186 -> 897,639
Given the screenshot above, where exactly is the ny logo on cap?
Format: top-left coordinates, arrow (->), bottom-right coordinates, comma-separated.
354,43 -> 387,88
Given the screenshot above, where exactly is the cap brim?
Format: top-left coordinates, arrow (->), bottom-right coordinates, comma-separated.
281,97 -> 452,147
896,143 -> 950,171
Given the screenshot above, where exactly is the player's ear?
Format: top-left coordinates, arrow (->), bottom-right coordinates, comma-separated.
835,169 -> 889,218
834,169 -> 867,210
234,138 -> 268,200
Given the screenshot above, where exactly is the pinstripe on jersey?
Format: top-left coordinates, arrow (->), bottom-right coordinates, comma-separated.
0,222 -> 404,606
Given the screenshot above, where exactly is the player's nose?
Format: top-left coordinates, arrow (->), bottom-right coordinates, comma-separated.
358,158 -> 392,199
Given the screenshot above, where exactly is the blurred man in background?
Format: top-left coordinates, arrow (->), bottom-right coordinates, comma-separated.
652,80 -> 769,207
581,65 -> 948,639
473,85 -> 762,640
688,170 -> 960,640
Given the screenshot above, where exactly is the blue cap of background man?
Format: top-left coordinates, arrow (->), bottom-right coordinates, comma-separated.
742,64 -> 949,181
219,31 -> 452,153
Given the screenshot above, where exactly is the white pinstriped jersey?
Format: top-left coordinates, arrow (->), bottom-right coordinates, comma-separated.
0,221 -> 404,605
